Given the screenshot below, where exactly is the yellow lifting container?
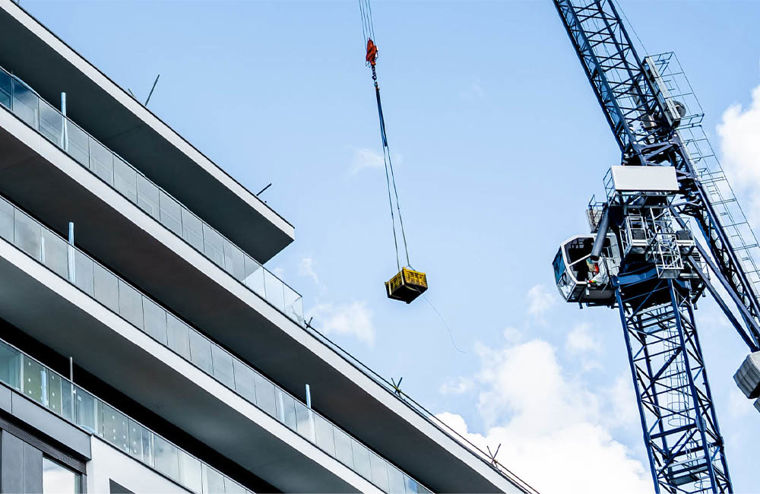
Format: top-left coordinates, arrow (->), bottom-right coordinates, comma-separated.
385,267 -> 428,304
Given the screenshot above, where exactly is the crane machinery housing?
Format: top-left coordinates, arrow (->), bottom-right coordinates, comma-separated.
550,1 -> 760,493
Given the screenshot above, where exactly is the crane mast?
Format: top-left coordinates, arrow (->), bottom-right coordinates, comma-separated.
551,0 -> 760,492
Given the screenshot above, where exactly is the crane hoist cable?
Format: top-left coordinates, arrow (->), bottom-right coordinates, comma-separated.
358,0 -> 427,304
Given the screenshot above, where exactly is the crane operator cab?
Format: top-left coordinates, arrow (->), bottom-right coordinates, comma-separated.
553,234 -> 622,305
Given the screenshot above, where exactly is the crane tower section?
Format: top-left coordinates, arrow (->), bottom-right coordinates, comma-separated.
547,0 -> 760,492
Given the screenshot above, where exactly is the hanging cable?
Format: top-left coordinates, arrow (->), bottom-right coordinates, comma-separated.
359,0 -> 411,271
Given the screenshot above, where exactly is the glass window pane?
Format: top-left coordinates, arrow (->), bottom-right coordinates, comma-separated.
14,209 -> 41,260
100,402 -> 129,453
202,225 -> 225,268
264,271 -> 285,311
74,251 -> 94,296
89,138 -> 114,184
66,123 -> 89,167
166,314 -> 191,360
232,359 -> 255,403
178,451 -> 202,492
211,345 -> 234,388
11,79 -> 38,128
189,331 -> 213,374
153,435 -> 180,482
370,451 -> 390,491
22,356 -> 45,404
0,198 -> 13,242
118,280 -> 144,330
93,264 -> 119,313
275,389 -> 297,431
223,241 -> 245,281
137,175 -> 160,219
333,428 -> 354,469
143,298 -> 168,344
351,440 -> 372,480
113,157 -> 137,203
38,100 -> 63,147
159,192 -> 183,236
41,229 -> 68,279
181,209 -> 204,252
202,464 -> 226,494
75,387 -> 97,433
43,457 -> 79,494
253,373 -> 276,416
314,415 -> 336,457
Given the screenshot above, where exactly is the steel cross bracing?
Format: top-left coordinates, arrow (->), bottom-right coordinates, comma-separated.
615,276 -> 731,493
550,0 -> 760,492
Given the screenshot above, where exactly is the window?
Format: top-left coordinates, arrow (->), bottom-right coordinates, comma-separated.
42,457 -> 80,494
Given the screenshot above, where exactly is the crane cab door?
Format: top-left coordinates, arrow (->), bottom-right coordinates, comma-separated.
553,234 -> 621,305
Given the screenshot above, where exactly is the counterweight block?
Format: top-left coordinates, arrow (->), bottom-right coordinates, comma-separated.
386,268 -> 427,304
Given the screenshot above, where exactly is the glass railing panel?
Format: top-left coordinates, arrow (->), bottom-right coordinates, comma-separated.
202,464 -> 226,494
153,434 -> 181,483
167,313 -> 192,360
42,229 -> 69,279
264,271 -> 285,310
211,345 -> 234,389
136,174 -> 160,218
224,478 -> 246,494
202,224 -> 225,267
0,193 -> 431,493
38,99 -> 63,147
189,329 -> 214,375
387,466 -> 406,494
0,71 -> 10,108
333,428 -> 354,469
143,297 -> 169,345
22,354 -> 45,404
0,342 -> 21,392
178,450 -> 203,493
159,192 -> 183,237
314,414 -> 336,457
66,122 -> 90,167
11,79 -> 38,127
113,156 -> 138,203
274,388 -> 297,431
88,138 -> 114,184
370,451 -> 390,492
223,241 -> 246,282
351,439 -> 373,480
181,209 -> 204,252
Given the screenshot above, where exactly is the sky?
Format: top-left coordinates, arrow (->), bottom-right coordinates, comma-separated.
19,0 -> 760,492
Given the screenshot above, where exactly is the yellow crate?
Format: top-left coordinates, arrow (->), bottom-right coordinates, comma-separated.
385,267 -> 427,304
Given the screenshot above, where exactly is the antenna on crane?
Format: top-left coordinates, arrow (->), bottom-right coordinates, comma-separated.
358,0 -> 428,305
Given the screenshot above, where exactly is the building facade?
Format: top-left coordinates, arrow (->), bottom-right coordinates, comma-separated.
0,1 -> 536,492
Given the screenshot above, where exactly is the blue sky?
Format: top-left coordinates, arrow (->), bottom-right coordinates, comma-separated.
23,1 -> 760,492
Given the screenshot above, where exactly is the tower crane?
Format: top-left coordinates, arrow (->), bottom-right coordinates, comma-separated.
550,1 -> 760,492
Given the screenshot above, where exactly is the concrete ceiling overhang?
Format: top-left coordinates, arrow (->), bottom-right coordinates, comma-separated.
0,0 -> 294,264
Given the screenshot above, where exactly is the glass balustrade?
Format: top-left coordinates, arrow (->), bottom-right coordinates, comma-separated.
0,337 -> 252,494
0,194 -> 430,494
0,68 -> 303,326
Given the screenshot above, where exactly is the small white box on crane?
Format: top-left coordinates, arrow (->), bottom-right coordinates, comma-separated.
610,165 -> 679,192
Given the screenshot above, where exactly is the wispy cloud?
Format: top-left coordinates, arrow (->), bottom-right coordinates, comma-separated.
566,322 -> 601,354
437,285 -> 650,494
350,147 -> 384,175
298,256 -> 321,286
311,301 -> 376,346
526,284 -> 556,323
718,83 -> 760,223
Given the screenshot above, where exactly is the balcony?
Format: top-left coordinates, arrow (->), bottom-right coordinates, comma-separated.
0,336 -> 254,494
0,193 -> 430,493
0,66 -> 303,327
0,1 -> 293,263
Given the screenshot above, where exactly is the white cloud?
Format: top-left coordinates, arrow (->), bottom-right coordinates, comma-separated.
526,284 -> 556,322
718,84 -> 760,221
439,376 -> 474,395
438,336 -> 650,494
298,257 -> 320,286
311,301 -> 375,346
350,147 -> 384,175
566,322 -> 601,354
